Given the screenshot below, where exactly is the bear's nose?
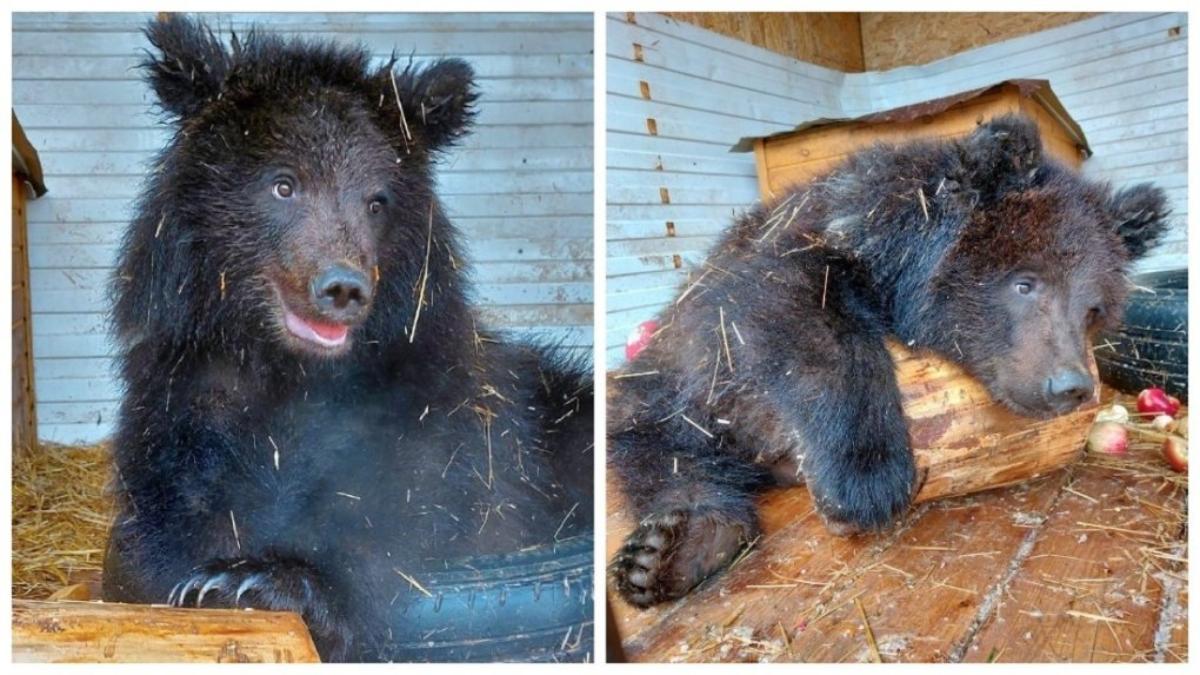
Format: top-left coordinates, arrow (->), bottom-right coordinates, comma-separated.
311,264 -> 372,321
1045,368 -> 1093,409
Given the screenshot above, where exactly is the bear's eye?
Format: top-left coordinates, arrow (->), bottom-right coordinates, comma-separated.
1087,307 -> 1104,324
368,197 -> 386,214
1014,280 -> 1035,296
272,178 -> 295,199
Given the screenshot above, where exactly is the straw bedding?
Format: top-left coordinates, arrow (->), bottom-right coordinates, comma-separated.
12,442 -> 114,599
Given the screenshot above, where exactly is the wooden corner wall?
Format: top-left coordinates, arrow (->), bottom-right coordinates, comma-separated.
661,12 -> 866,72
663,12 -> 1100,73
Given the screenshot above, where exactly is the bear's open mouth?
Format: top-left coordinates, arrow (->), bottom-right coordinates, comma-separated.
283,308 -> 349,349
270,282 -> 355,353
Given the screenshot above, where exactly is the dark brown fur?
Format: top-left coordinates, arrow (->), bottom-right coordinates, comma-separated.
609,116 -> 1169,607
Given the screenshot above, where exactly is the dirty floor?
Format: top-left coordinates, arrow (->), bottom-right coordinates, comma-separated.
606,410 -> 1188,663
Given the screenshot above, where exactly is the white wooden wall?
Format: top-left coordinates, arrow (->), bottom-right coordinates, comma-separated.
606,11 -> 1188,367
14,12 -> 594,444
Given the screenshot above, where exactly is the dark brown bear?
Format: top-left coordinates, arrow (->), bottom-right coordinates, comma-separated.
103,16 -> 592,661
609,115 -> 1168,607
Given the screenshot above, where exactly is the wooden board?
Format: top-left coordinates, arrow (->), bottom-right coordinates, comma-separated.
607,394 -> 1188,662
754,85 -> 1085,201
12,173 -> 37,458
860,13 -> 1099,71
12,600 -> 321,663
659,12 -> 865,72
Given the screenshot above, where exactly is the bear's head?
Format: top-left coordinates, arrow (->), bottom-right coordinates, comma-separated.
114,15 -> 476,358
917,116 -> 1169,418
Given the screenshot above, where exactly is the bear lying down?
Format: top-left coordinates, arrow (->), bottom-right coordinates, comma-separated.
102,16 -> 592,661
609,116 -> 1168,607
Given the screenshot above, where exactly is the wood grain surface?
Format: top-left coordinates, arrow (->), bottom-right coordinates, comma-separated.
13,600 -> 321,663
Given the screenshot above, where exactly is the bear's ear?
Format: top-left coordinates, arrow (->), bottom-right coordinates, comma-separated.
141,14 -> 230,121
379,58 -> 478,154
1110,183 -> 1169,259
960,115 -> 1043,197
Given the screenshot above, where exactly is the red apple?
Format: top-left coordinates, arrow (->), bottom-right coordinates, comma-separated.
625,320 -> 659,361
1087,421 -> 1129,456
1137,388 -> 1180,417
1162,435 -> 1188,473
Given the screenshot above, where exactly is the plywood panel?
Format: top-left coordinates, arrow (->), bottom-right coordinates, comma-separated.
861,13 -> 1100,71
661,12 -> 865,72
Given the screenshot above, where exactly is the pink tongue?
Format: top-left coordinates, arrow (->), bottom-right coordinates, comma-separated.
308,321 -> 348,342
284,309 -> 349,347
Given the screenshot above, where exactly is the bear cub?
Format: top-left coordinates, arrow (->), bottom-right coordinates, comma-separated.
102,16 -> 592,661
609,116 -> 1168,607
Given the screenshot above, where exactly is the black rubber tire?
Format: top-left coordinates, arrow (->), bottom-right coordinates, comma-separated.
379,535 -> 593,662
1094,269 -> 1187,403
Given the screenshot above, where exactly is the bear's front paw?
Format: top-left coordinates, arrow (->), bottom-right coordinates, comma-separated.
167,557 -> 349,656
611,508 -> 756,608
809,453 -> 919,536
169,557 -> 321,611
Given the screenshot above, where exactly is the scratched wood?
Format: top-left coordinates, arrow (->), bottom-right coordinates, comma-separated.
964,450 -> 1187,662
13,600 -> 320,663
609,476 -> 908,661
782,474 -> 1070,663
1166,586 -> 1188,662
607,395 -> 1187,662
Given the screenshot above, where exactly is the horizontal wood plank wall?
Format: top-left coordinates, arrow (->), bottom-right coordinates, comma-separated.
662,12 -> 865,72
606,12 -> 847,367
607,11 -> 1187,369
13,12 -> 594,444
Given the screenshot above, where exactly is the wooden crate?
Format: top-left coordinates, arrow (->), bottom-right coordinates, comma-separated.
752,81 -> 1089,201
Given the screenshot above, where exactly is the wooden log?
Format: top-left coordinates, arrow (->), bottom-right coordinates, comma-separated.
12,600 -> 320,663
890,341 -> 1099,503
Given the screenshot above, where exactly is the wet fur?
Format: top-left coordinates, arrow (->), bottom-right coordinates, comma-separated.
609,116 -> 1167,607
102,16 -> 592,661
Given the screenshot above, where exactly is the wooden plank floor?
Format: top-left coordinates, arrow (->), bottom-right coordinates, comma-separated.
606,402 -> 1188,663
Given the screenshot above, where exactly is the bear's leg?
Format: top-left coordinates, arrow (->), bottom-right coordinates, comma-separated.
791,333 -> 919,535
609,431 -> 766,607
103,416 -> 359,660
106,513 -> 356,660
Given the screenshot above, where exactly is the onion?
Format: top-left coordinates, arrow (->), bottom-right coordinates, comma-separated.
1162,435 -> 1188,473
1094,404 -> 1129,424
1151,414 -> 1178,432
1087,421 -> 1129,456
1137,387 -> 1181,417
